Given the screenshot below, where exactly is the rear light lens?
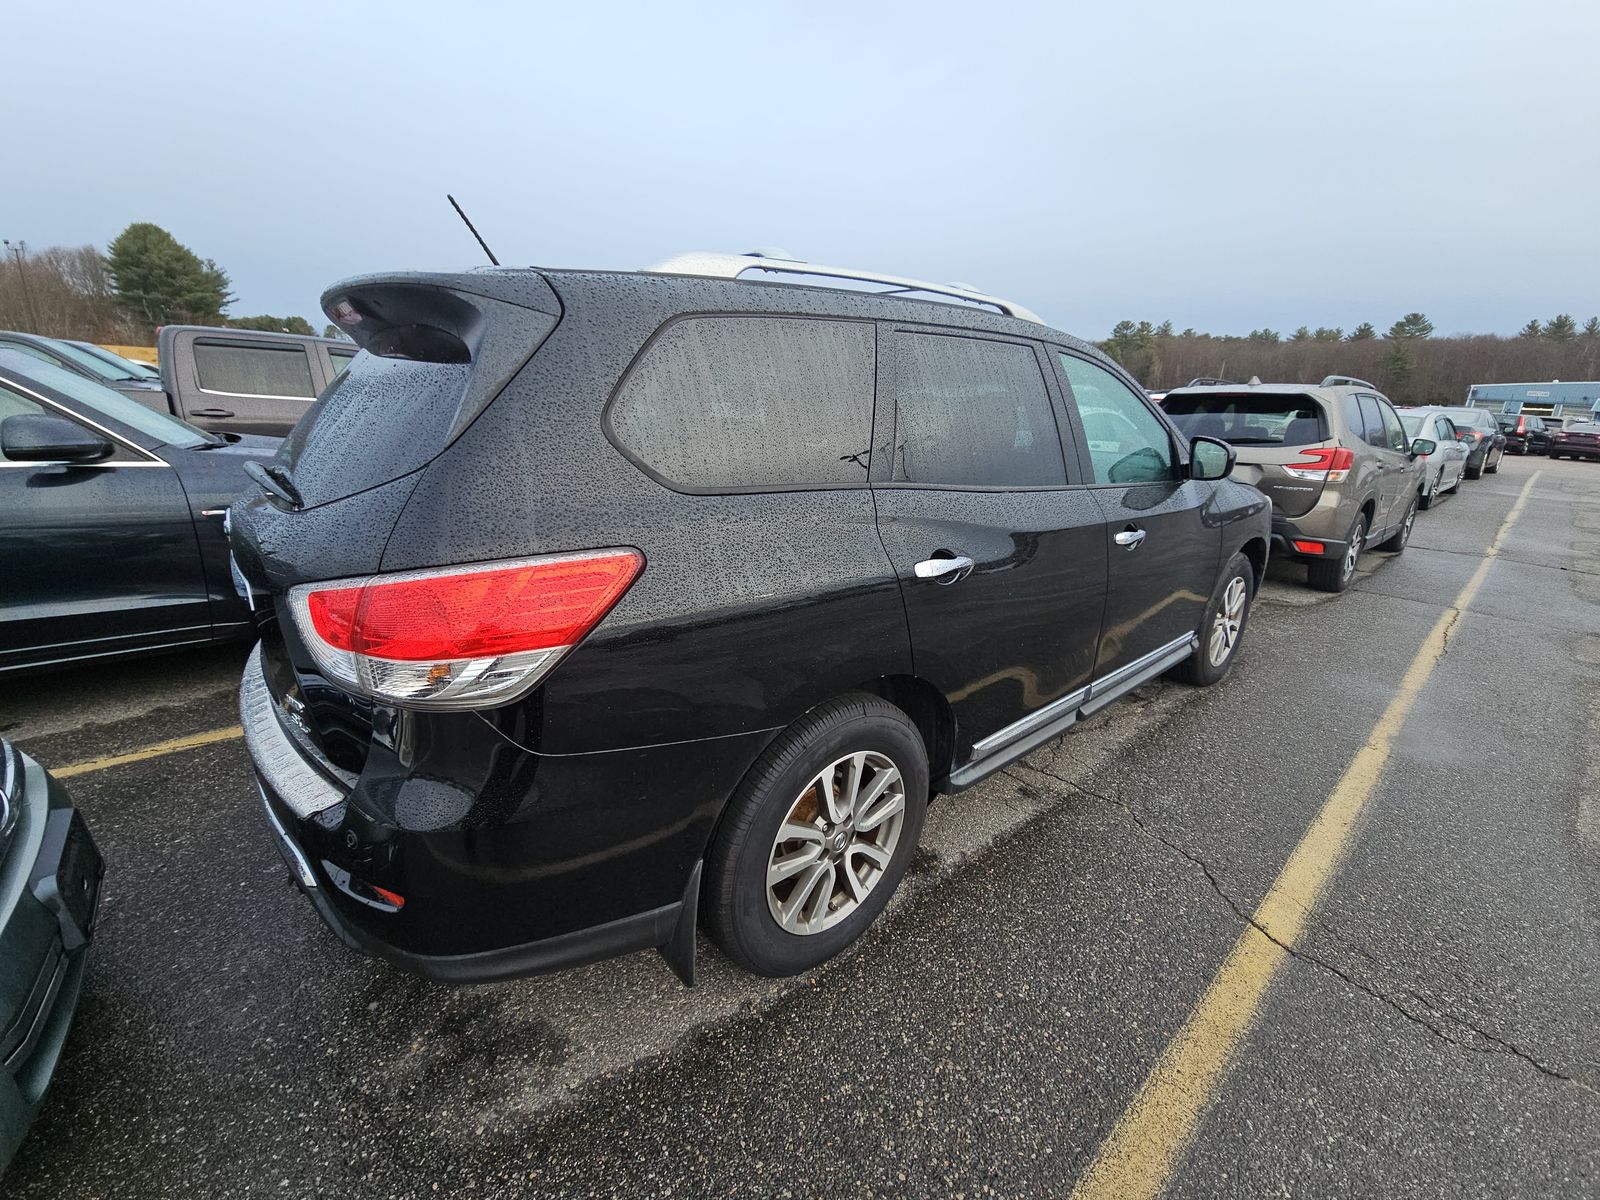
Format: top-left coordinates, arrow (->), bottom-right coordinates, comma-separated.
1281,446 -> 1354,482
288,550 -> 644,709
1292,539 -> 1326,555
1459,431 -> 1479,444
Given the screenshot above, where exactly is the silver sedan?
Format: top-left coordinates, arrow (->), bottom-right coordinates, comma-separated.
1401,409 -> 1471,509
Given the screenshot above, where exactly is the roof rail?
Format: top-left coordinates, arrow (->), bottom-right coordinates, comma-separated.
644,251 -> 1044,324
1185,377 -> 1242,387
1320,375 -> 1377,390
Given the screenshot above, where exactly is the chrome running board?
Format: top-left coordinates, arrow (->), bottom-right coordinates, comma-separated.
947,633 -> 1199,791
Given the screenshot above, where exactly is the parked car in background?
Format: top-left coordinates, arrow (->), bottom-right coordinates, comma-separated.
0,331 -> 166,401
0,351 -> 279,673
1495,412 -> 1553,455
143,326 -> 355,438
1163,375 -> 1427,592
1438,407 -> 1506,477
0,737 -> 103,1175
1399,409 -> 1470,508
63,340 -> 161,383
1548,421 -> 1600,461
232,252 -> 1269,987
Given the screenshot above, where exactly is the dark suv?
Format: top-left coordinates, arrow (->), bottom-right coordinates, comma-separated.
1495,412 -> 1552,455
232,253 -> 1270,984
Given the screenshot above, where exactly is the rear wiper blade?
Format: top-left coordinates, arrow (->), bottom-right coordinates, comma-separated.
245,461 -> 303,509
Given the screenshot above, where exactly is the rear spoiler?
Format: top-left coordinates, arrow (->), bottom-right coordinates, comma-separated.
321,269 -> 562,362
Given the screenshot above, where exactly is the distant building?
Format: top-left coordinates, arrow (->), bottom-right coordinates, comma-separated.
1466,381 -> 1600,421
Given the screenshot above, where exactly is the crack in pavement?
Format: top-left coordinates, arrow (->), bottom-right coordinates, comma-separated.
1003,759 -> 1598,1099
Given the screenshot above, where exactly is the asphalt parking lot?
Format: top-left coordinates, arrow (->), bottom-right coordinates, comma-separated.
5,454 -> 1599,1198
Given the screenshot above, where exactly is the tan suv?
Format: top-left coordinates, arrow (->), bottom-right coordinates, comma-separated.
1163,376 -> 1430,591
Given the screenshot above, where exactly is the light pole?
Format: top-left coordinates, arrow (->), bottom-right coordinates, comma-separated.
2,239 -> 40,332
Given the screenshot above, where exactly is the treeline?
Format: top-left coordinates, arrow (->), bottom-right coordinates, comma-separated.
0,224 -> 334,343
1103,313 -> 1600,404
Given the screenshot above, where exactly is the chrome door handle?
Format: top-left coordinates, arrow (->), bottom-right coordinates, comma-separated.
1114,527 -> 1147,549
914,554 -> 975,583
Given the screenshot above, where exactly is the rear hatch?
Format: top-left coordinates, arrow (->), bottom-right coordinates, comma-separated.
1164,391 -> 1334,517
232,270 -> 562,772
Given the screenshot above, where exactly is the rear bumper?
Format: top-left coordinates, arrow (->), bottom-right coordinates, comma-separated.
241,644 -> 765,984
1269,512 -> 1350,563
0,758 -> 102,1172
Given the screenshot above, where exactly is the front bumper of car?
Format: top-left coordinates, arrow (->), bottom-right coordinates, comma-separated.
0,751 -> 103,1173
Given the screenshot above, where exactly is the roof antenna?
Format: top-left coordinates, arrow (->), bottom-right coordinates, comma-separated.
447,194 -> 499,266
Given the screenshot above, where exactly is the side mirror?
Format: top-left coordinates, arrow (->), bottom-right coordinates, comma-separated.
1,413 -> 113,463
1410,438 -> 1436,459
1188,435 -> 1235,481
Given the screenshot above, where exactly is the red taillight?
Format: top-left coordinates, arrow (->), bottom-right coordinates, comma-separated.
1516,417 -> 1526,432
1281,446 -> 1354,481
305,554 -> 642,660
291,550 -> 644,709
1292,540 -> 1326,555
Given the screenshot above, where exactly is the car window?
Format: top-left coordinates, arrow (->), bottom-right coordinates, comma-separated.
609,316 -> 875,491
0,349 -> 211,448
887,334 -> 1066,487
1378,402 -> 1409,453
0,340 -> 60,367
1434,417 -> 1457,442
194,341 -> 316,398
0,380 -> 49,423
1357,395 -> 1387,449
1058,353 -> 1177,484
329,349 -> 356,378
1162,393 -> 1328,446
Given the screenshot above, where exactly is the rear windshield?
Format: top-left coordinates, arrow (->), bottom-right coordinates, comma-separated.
1162,393 -> 1329,445
1568,422 -> 1600,434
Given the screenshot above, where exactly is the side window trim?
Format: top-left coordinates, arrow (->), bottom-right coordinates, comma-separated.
1049,347 -> 1184,487
873,324 -> 1075,492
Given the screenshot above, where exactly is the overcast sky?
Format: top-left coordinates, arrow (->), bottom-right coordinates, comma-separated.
10,1 -> 1597,337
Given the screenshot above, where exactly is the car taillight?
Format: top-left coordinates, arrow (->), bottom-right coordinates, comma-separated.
1281,446 -> 1354,482
288,550 -> 644,709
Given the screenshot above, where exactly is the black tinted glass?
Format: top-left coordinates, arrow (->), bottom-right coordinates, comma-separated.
610,316 -> 874,490
1164,393 -> 1328,445
1357,395 -> 1387,448
890,334 -> 1066,487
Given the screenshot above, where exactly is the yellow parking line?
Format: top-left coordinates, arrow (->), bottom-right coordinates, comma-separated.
1071,470 -> 1542,1200
53,725 -> 244,779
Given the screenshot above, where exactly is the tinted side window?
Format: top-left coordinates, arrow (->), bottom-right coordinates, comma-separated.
1378,401 -> 1408,452
1435,417 -> 1457,442
329,349 -> 356,378
194,342 -> 316,398
888,334 -> 1065,487
1058,353 -> 1177,484
609,316 -> 874,491
1357,395 -> 1387,448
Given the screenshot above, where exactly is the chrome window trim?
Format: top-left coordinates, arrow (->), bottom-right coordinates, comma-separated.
0,376 -> 169,467
195,387 -> 316,402
970,633 -> 1199,758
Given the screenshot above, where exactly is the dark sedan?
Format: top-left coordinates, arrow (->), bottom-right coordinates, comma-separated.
0,738 -> 102,1175
0,351 -> 279,673
1436,406 -> 1507,478
0,331 -> 166,401
1549,421 -> 1600,461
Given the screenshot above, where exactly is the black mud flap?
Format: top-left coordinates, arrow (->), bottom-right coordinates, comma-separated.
657,859 -> 702,987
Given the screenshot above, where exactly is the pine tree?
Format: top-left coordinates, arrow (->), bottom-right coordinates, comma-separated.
1545,313 -> 1578,342
1518,319 -> 1543,338
1582,317 -> 1600,339
1290,326 -> 1312,342
1386,312 -> 1434,339
1348,323 -> 1377,341
106,223 -> 233,330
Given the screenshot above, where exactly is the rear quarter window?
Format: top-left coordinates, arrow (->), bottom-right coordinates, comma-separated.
1163,393 -> 1328,445
607,316 -> 875,492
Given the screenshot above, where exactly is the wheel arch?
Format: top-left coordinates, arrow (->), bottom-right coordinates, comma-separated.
1237,536 -> 1268,592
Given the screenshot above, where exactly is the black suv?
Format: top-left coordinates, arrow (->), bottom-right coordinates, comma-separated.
1495,412 -> 1552,455
232,254 -> 1270,983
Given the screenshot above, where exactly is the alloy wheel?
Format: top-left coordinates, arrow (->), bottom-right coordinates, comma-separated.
766,751 -> 906,935
1207,575 -> 1248,667
1342,520 -> 1365,582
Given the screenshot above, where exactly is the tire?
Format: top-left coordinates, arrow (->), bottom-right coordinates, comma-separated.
703,693 -> 929,977
1378,494 -> 1419,552
1420,470 -> 1441,510
1486,448 -> 1501,474
1466,456 -> 1484,480
1307,512 -> 1366,593
1175,552 -> 1254,686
